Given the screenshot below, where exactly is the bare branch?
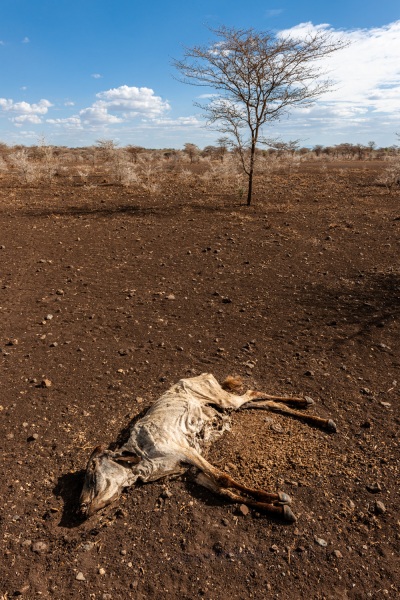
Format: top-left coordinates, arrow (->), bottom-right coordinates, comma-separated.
173,25 -> 348,205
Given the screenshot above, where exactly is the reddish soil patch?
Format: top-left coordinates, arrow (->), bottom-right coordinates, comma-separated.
0,163 -> 399,599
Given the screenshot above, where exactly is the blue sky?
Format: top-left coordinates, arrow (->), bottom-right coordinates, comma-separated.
1,0 -> 399,148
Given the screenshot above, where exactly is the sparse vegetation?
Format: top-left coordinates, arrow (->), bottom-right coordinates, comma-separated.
0,141 -> 398,202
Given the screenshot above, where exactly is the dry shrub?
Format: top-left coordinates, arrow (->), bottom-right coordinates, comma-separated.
377,156 -> 400,193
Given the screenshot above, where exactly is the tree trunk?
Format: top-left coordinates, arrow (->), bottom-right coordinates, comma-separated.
246,142 -> 256,206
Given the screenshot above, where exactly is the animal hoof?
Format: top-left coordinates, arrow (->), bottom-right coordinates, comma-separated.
277,492 -> 292,505
282,505 -> 296,523
326,419 -> 337,433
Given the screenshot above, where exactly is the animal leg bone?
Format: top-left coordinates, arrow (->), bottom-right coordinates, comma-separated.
195,472 -> 296,523
248,391 -> 315,408
181,447 -> 292,512
241,399 -> 337,432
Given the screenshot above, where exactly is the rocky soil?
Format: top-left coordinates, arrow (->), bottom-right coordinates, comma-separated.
0,162 -> 399,599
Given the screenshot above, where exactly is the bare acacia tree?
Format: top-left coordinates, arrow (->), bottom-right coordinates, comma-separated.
174,26 -> 347,205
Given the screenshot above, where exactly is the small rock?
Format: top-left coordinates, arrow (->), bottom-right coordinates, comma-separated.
40,379 -> 52,388
212,541 -> 224,555
271,423 -> 284,434
56,289 -> 64,295
81,542 -> 94,552
166,294 -> 175,301
332,549 -> 343,558
366,482 -> 382,494
374,501 -> 386,515
270,544 -> 279,553
32,541 -> 49,554
304,370 -> 314,377
45,314 -> 53,321
75,572 -> 86,581
98,567 -> 106,575
160,488 -> 172,499
360,387 -> 372,396
380,401 -> 391,409
102,595 -> 112,600
314,537 -> 328,547
21,539 -> 32,548
238,504 -> 250,516
120,549 -> 127,556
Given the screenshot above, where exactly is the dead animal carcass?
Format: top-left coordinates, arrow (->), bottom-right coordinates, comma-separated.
80,373 -> 336,522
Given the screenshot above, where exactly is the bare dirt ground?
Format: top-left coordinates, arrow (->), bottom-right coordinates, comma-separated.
0,162 -> 399,599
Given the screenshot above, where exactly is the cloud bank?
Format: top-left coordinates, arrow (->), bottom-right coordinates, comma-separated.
0,21 -> 399,146
273,20 -> 400,141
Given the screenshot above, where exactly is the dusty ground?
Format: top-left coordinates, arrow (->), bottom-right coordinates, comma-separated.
0,162 -> 399,599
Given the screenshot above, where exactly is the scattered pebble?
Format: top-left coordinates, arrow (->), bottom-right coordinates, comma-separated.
332,549 -> 343,558
380,401 -> 391,409
314,537 -> 328,547
366,482 -> 382,494
75,572 -> 86,581
81,542 -> 95,552
238,504 -> 250,516
98,568 -> 106,575
40,379 -> 52,388
45,314 -> 53,320
375,501 -> 386,515
360,387 -> 372,396
32,541 -> 49,554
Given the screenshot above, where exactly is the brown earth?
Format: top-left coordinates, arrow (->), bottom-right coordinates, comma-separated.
0,162 -> 399,600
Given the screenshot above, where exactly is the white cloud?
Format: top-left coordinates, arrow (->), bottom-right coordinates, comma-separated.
91,73 -> 103,79
69,85 -> 171,128
144,116 -> 202,127
22,37 -> 30,44
0,98 -> 52,115
95,85 -> 170,117
46,116 -> 82,129
0,98 -> 53,126
79,105 -> 123,125
64,101 -> 75,106
279,21 -> 400,114
12,114 -> 42,126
